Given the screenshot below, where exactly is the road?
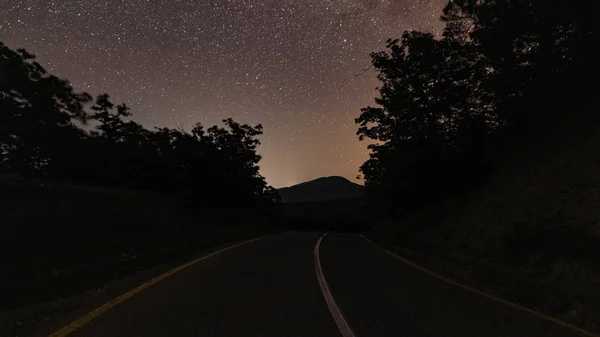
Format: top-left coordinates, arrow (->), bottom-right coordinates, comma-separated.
53,232 -> 590,337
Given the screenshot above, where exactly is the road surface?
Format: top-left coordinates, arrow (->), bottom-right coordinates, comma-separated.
54,232 -> 590,337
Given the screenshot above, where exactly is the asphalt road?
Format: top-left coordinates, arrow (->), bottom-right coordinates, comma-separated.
61,232 -> 589,337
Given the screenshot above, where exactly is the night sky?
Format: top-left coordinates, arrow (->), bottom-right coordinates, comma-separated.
1,0 -> 445,187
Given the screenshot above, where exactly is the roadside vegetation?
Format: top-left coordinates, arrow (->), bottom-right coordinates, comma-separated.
357,0 -> 600,331
1,175 -> 276,311
0,42 -> 280,311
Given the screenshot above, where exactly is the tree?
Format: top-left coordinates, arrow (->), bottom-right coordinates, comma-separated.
0,42 -> 91,175
356,31 -> 494,210
356,0 -> 597,213
1,41 -> 277,209
441,0 -> 598,129
202,119 -> 268,206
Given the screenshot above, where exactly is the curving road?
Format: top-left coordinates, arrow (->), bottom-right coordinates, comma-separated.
53,232 -> 590,337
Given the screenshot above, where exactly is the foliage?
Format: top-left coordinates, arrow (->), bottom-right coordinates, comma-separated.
0,43 -> 91,175
357,0 -> 597,212
0,42 -> 275,207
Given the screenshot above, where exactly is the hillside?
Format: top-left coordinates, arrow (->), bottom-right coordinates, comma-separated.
0,176 -> 275,312
277,176 -> 365,203
366,103 -> 600,332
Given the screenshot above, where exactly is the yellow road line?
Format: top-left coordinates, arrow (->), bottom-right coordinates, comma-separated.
49,236 -> 268,337
382,248 -> 599,337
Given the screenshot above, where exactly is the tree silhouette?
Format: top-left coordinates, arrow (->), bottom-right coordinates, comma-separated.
0,42 -> 91,176
0,41 -> 276,209
357,0 -> 596,213
356,31 -> 494,210
442,0 -> 598,129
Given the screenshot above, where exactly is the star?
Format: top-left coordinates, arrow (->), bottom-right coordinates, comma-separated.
0,0 -> 446,187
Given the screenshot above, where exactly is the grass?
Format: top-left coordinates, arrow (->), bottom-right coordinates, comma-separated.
365,104 -> 600,332
0,175 -> 276,312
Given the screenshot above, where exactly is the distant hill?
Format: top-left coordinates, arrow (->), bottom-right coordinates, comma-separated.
277,176 -> 365,203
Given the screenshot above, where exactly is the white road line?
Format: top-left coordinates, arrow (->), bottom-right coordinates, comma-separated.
314,233 -> 357,337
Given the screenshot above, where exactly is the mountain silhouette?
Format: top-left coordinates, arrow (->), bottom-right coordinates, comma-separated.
277,176 -> 365,203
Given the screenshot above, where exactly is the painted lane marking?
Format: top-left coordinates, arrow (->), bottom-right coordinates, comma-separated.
314,233 -> 357,337
359,234 -> 371,243
49,235 -> 269,337
359,236 -> 599,337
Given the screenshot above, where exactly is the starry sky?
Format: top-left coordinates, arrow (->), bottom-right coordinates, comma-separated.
1,0 -> 445,188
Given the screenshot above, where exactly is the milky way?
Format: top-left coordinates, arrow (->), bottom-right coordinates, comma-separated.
1,0 -> 445,187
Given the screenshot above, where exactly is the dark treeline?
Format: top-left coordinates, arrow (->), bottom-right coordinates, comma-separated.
357,0 -> 598,214
0,42 -> 277,208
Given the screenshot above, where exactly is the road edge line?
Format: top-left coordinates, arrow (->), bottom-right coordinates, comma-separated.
359,236 -> 599,337
49,235 -> 269,337
314,233 -> 357,337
